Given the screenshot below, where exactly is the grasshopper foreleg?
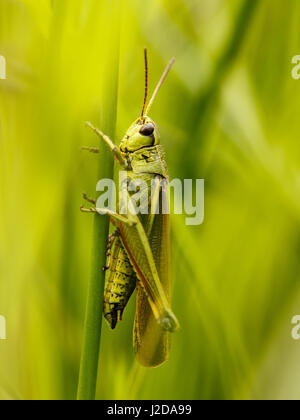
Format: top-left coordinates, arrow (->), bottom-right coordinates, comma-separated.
85,122 -> 127,167
81,146 -> 100,154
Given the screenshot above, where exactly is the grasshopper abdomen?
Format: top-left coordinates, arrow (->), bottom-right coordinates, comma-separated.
103,233 -> 136,329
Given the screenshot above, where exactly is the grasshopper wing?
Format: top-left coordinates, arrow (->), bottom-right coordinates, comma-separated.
134,202 -> 171,367
119,178 -> 174,366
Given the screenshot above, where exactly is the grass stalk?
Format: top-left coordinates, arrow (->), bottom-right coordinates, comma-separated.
77,1 -> 121,401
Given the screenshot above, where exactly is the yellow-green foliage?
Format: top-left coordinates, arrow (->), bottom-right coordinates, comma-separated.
1,0 -> 300,400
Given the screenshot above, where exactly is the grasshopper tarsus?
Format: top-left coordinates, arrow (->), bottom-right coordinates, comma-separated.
82,192 -> 96,205
80,206 -> 100,214
81,146 -> 100,154
80,205 -> 93,213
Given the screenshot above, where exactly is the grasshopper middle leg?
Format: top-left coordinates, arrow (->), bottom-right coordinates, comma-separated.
80,206 -> 136,226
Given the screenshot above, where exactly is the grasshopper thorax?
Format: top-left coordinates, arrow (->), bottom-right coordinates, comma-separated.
120,117 -> 160,153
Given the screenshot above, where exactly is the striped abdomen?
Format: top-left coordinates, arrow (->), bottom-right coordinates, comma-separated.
103,233 -> 136,329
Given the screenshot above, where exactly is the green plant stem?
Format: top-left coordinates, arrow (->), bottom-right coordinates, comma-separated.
77,1 -> 121,401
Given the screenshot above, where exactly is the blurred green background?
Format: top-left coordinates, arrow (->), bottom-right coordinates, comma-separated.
1,0 -> 300,400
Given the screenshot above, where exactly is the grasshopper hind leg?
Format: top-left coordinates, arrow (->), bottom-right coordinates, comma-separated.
103,231 -> 119,272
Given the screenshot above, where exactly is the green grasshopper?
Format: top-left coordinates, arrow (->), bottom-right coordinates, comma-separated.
81,49 -> 179,367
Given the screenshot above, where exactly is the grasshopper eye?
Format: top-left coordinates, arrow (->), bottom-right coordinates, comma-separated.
139,123 -> 154,136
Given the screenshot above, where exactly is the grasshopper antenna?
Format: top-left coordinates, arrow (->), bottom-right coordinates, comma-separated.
141,48 -> 149,120
145,56 -> 175,116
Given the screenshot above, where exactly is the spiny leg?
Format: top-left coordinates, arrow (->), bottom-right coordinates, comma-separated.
103,230 -> 120,272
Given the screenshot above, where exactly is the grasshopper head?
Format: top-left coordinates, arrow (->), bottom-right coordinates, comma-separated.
120,117 -> 160,153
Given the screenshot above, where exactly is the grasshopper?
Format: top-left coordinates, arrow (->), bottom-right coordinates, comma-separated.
81,49 -> 179,367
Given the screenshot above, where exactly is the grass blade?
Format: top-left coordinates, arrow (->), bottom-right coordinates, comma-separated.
77,1 -> 121,401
